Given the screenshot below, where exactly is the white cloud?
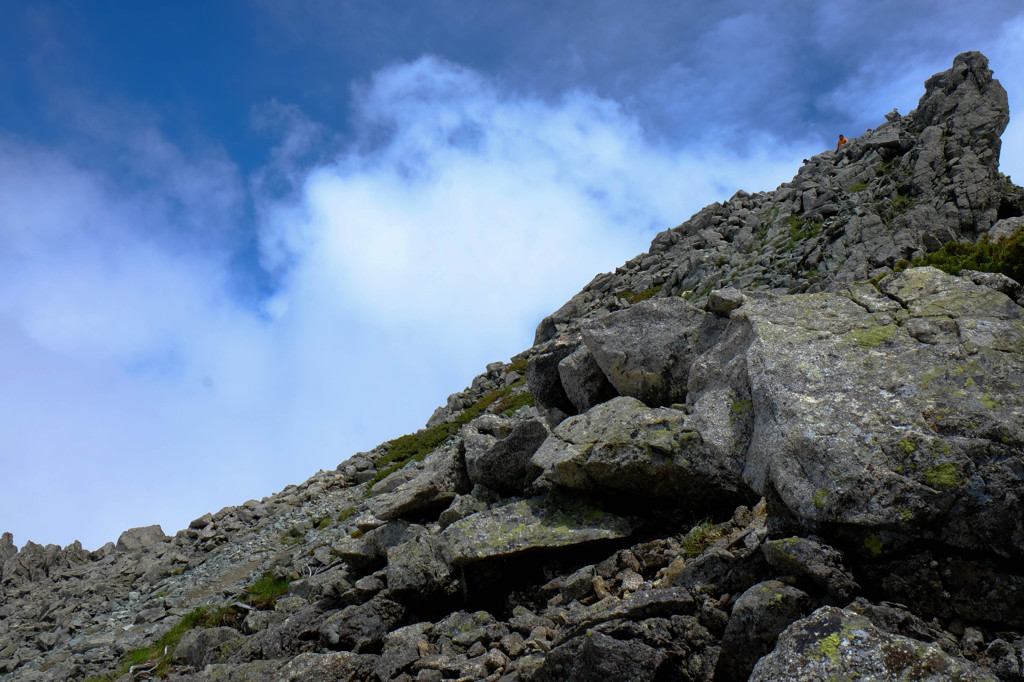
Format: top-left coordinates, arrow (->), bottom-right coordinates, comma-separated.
0,56 -> 819,550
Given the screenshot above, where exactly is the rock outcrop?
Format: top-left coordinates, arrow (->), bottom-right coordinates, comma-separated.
2,51 -> 1023,681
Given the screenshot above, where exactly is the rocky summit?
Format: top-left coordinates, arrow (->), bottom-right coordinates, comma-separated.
3,51 -> 1024,682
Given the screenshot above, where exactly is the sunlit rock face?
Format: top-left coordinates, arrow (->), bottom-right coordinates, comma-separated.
3,52 -> 1024,682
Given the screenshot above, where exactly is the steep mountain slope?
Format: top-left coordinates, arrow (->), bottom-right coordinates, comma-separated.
2,51 -> 1023,682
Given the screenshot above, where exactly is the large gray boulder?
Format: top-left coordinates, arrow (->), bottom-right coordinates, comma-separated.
688,268 -> 1024,561
463,417 -> 549,495
530,396 -> 747,504
717,580 -> 815,682
385,529 -> 454,599
580,298 -> 725,407
369,440 -> 471,520
749,606 -> 998,681
557,345 -> 618,413
0,532 -> 16,563
115,525 -> 166,552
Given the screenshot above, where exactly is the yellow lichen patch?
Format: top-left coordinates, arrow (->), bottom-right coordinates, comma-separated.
812,487 -> 829,509
815,632 -> 842,664
896,439 -> 917,455
923,462 -> 958,489
864,533 -> 883,555
849,323 -> 897,349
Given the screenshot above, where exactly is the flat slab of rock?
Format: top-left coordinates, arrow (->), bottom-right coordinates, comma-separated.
530,396 -> 745,503
441,496 -> 635,566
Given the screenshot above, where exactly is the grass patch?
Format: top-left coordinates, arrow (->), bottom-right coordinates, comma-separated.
368,378 -> 537,491
337,506 -> 356,522
681,519 -> 724,556
280,528 -> 304,546
616,285 -> 663,304
243,572 -> 292,610
914,225 -> 1024,282
786,215 -> 823,250
507,357 -> 528,374
850,323 -> 897,349
847,180 -> 870,192
85,607 -> 209,680
495,391 -> 535,417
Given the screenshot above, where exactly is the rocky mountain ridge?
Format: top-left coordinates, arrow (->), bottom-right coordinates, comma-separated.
2,51 -> 1023,681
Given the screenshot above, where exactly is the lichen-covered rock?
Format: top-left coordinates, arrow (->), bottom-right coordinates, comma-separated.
749,606 -> 998,681
440,496 -> 635,566
319,595 -> 406,653
529,396 -> 747,504
464,418 -> 549,494
580,297 -> 725,407
716,580 -> 815,682
557,345 -> 618,413
173,626 -> 242,668
761,537 -> 858,600
526,335 -> 581,417
385,530 -> 454,599
689,268 -> 1024,560
369,440 -> 471,521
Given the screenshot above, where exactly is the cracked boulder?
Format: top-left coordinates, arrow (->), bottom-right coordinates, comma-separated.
529,396 -> 748,504
687,267 -> 1024,561
463,416 -> 549,495
749,606 -> 998,681
580,297 -> 726,407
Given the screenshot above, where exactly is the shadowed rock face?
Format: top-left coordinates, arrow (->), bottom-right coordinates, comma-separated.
3,52 -> 1024,682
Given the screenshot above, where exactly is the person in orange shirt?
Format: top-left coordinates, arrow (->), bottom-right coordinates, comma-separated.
836,134 -> 848,150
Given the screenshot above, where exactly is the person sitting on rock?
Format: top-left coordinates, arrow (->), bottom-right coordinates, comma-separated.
836,134 -> 848,150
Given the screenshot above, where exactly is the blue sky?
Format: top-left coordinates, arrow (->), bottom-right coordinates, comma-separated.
2,1 -> 1023,550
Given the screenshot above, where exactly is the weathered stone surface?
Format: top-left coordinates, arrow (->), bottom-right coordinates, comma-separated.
581,297 -> 724,407
173,626 -> 242,668
320,595 -> 406,653
530,396 -> 746,503
464,418 -> 549,495
440,496 -> 635,566
749,606 -> 998,681
762,536 -> 858,600
385,530 -> 454,598
536,631 -> 668,682
0,533 -> 16,563
115,525 -> 166,552
560,586 -> 697,640
689,268 -> 1024,559
526,335 -> 580,416
370,440 -> 471,520
557,345 -> 618,413
669,546 -> 767,598
707,287 -> 745,317
716,580 -> 815,681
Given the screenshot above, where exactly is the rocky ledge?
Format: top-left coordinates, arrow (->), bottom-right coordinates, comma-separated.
2,52 -> 1023,682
